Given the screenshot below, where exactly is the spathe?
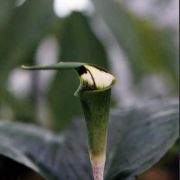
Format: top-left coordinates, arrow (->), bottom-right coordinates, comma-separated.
22,61 -> 116,180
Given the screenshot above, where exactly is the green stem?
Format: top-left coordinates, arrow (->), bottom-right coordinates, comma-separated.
79,89 -> 111,180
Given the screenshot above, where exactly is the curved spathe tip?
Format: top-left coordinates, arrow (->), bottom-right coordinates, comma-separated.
21,62 -> 85,70
21,62 -> 116,94
76,64 -> 115,94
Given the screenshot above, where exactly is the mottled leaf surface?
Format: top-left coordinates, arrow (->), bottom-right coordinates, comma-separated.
106,99 -> 179,179
0,121 -> 92,180
0,141 -> 44,179
0,99 -> 178,180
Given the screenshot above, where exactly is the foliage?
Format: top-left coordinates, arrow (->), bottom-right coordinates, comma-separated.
0,100 -> 178,179
0,0 -> 178,179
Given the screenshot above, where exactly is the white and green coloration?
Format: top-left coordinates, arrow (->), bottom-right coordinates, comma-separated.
22,62 -> 115,180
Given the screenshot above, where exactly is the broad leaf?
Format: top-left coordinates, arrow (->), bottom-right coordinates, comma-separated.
106,99 -> 179,179
0,120 -> 92,180
0,99 -> 178,180
0,141 -> 44,179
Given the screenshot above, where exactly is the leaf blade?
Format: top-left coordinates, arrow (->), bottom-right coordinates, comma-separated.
0,140 -> 45,179
0,99 -> 178,180
106,99 -> 179,179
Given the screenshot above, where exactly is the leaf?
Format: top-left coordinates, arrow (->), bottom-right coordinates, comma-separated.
0,141 -> 44,179
106,99 -> 179,179
91,0 -> 178,84
0,120 -> 92,180
0,99 -> 178,180
48,12 -> 110,130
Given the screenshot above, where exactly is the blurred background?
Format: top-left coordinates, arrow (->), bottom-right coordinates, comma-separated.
0,0 -> 179,179
0,0 -> 178,129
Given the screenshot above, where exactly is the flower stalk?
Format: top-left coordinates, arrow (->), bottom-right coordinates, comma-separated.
22,62 -> 115,180
79,89 -> 111,180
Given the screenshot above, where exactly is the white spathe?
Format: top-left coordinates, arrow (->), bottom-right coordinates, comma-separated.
81,65 -> 115,90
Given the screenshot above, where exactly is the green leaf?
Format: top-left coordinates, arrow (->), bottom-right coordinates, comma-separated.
49,12 -> 109,130
0,121 -> 92,180
0,99 -> 178,180
106,99 -> 179,179
0,141 -> 45,179
91,0 -> 178,84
